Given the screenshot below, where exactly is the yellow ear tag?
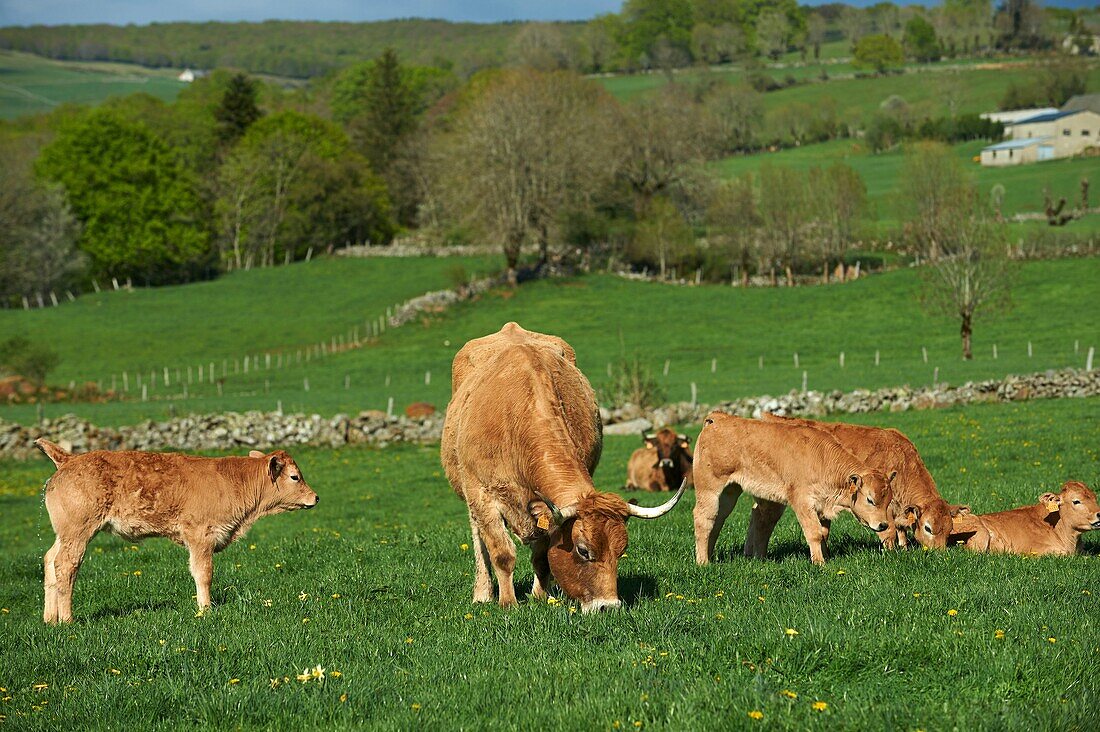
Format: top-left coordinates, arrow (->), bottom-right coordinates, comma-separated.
537,515 -> 551,531
1045,500 -> 1060,514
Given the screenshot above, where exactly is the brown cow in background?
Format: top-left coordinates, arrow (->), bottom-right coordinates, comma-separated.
441,323 -> 683,612
949,481 -> 1100,556
759,413 -> 969,549
36,439 -> 318,624
625,429 -> 693,492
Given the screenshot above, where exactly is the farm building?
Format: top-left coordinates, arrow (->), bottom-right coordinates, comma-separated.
980,108 -> 1057,125
980,106 -> 1100,167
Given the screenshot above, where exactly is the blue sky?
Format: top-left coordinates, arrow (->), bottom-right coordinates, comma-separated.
0,0 -> 1091,27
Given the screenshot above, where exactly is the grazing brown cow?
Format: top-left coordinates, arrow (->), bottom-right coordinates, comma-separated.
693,412 -> 894,565
440,323 -> 683,612
758,413 -> 969,549
625,429 -> 693,492
948,481 -> 1100,556
36,439 -> 318,624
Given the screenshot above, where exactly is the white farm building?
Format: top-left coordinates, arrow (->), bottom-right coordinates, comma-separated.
980,96 -> 1100,167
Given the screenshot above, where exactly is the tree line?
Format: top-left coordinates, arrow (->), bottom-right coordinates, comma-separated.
0,0 -> 1081,78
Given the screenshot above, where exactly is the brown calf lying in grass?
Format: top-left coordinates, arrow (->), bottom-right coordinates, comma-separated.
948,481 -> 1100,556
36,439 -> 318,623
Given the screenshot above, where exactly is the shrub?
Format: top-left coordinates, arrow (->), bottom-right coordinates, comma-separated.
0,336 -> 60,386
600,354 -> 666,409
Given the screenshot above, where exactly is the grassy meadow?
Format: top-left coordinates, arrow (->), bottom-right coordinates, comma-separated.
0,397 -> 1097,729
0,51 -> 186,119
1,257 -> 1095,427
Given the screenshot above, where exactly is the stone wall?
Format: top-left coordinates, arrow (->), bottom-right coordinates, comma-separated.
1,368 -> 1094,460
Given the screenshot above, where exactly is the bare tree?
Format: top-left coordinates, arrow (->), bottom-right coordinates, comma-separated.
920,211 -> 1014,360
758,164 -> 810,286
704,84 -> 764,154
840,7 -> 869,50
706,174 -> 760,286
433,70 -> 616,282
509,23 -> 570,71
902,142 -> 975,261
615,87 -> 711,219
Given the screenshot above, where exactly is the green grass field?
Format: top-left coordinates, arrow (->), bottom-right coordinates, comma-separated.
0,397 -> 1097,729
713,139 -> 1100,229
0,51 -> 187,119
1,257 -> 1096,427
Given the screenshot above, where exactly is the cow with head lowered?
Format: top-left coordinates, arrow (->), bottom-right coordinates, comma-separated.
441,322 -> 684,612
625,429 -> 693,492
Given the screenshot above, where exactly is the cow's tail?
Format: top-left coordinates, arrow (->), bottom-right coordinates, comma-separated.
35,438 -> 72,468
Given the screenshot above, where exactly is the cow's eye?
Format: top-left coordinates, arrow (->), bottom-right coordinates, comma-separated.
924,524 -> 933,534
866,496 -> 875,506
1072,499 -> 1081,505
576,545 -> 592,562
290,475 -> 300,482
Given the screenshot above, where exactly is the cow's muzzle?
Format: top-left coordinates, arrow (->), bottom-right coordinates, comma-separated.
581,598 -> 622,613
1091,516 -> 1100,528
659,459 -> 674,469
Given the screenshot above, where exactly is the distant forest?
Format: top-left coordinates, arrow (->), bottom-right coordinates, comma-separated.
0,19 -> 584,78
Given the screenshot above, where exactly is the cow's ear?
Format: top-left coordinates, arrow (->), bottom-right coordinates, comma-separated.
887,470 -> 898,485
644,438 -> 656,448
848,474 -> 861,494
528,499 -> 557,532
902,505 -> 920,527
269,455 -> 284,482
948,504 -> 971,517
1039,493 -> 1061,513
248,450 -> 265,458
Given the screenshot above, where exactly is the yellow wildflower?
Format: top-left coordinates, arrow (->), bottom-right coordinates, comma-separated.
269,678 -> 280,689
311,665 -> 325,680
109,669 -> 120,675
298,591 -> 309,601
781,690 -> 797,699
331,593 -> 341,599
812,701 -> 828,711
1048,637 -> 1057,643
340,693 -> 348,703
330,671 -> 342,678
132,571 -> 142,576
836,570 -> 846,575
547,597 -> 559,605
748,710 -> 763,720
947,609 -> 958,617
460,543 -> 469,551
406,637 -> 414,644
411,703 -> 421,711
297,671 -> 312,683
33,683 -> 47,691
994,629 -> 1005,639
785,628 -> 799,637
228,679 -> 240,685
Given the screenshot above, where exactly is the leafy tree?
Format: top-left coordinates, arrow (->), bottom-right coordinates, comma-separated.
214,73 -> 262,145
755,9 -> 791,59
903,16 -> 942,62
621,0 -> 695,65
509,23 -> 570,70
757,163 -> 810,286
346,49 -> 417,175
705,174 -> 760,286
36,109 -> 212,283
853,34 -> 904,74
704,84 -> 764,154
628,196 -> 695,279
216,111 -> 395,269
902,142 -> 974,260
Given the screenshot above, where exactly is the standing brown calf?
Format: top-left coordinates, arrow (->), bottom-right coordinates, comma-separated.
948,481 -> 1100,556
36,439 -> 318,623
759,414 -> 969,548
693,413 -> 894,565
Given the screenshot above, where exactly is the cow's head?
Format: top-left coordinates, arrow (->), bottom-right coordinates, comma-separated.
904,500 -> 970,548
529,482 -> 685,613
1047,481 -> 1100,532
250,449 -> 318,511
847,469 -> 894,533
643,429 -> 692,485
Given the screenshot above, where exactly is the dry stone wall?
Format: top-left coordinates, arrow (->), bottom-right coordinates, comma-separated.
1,368 -> 1094,460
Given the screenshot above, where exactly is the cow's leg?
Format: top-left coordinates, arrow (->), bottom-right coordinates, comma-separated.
790,500 -> 829,565
529,537 -> 552,600
819,518 -> 832,562
53,532 -> 94,623
744,499 -> 785,559
467,510 -> 494,603
475,512 -> 519,608
43,538 -> 60,624
186,540 -> 215,611
694,480 -> 741,565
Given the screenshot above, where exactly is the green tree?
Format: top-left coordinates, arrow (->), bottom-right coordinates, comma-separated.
621,0 -> 695,65
0,336 -> 60,386
903,16 -> 942,62
214,73 -> 262,145
36,109 -> 212,283
347,49 -> 417,175
853,34 -> 904,74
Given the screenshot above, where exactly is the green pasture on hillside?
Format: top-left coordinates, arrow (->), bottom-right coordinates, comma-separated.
1,257 -> 1096,427
0,398 -> 1097,729
713,139 -> 1100,228
0,51 -> 186,119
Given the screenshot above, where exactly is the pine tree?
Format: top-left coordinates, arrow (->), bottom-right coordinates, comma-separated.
215,73 -> 262,145
352,48 -> 416,174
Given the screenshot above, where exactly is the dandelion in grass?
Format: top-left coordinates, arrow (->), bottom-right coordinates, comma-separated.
947,609 -> 958,617
406,637 -> 414,644
262,599 -> 273,607
1048,637 -> 1056,644
781,690 -> 797,699
298,591 -> 309,601
330,671 -> 342,678
812,701 -> 828,711
296,670 -> 312,683
748,710 -> 764,720
836,570 -> 846,576
460,543 -> 469,551
464,613 -> 473,620
228,679 -> 240,686
634,722 -> 643,728
302,618 -> 310,624
331,593 -> 341,599
109,669 -> 120,675
547,597 -> 560,606
411,703 -> 421,711
33,684 -> 47,691
995,629 -> 1006,639
340,693 -> 348,703
785,628 -> 799,637
269,678 -> 281,689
